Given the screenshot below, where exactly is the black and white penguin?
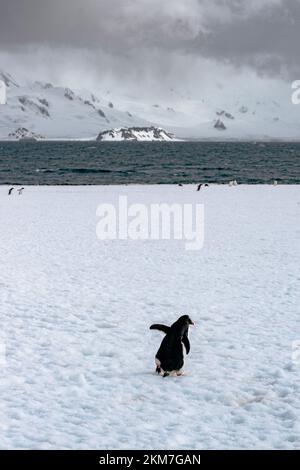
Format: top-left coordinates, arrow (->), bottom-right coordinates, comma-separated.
17,187 -> 24,195
8,187 -> 14,195
150,315 -> 194,377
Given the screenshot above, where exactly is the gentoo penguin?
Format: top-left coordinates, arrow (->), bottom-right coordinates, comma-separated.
150,315 -> 194,377
17,187 -> 24,195
8,187 -> 14,195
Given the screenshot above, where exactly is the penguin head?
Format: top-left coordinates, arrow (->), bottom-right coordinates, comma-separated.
178,315 -> 194,326
172,315 -> 195,335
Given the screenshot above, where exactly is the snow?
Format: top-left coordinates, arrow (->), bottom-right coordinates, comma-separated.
0,184 -> 300,449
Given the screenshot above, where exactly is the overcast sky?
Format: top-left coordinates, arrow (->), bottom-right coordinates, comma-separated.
0,0 -> 299,95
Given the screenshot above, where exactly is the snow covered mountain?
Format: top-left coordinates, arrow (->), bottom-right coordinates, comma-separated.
96,126 -> 176,141
1,70 -> 300,140
0,71 -> 151,141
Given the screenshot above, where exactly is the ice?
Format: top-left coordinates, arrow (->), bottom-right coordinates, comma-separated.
0,184 -> 299,449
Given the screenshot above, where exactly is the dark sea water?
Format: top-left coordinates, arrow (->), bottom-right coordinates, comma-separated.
0,141 -> 299,185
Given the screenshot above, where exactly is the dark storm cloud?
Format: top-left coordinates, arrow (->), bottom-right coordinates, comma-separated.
0,0 -> 199,50
0,0 -> 299,78
189,0 -> 300,78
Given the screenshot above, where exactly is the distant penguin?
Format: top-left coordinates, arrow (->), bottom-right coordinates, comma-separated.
197,184 -> 202,191
8,187 -> 14,195
150,315 -> 194,377
17,187 -> 24,195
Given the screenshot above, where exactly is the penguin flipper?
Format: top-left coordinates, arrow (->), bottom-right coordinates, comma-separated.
149,324 -> 170,335
182,334 -> 190,355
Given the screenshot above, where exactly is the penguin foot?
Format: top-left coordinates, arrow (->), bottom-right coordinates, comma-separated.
155,366 -> 161,374
162,370 -> 184,377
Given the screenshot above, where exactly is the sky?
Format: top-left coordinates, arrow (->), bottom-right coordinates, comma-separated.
0,0 -> 299,98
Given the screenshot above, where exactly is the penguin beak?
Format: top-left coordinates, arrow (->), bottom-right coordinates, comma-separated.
189,319 -> 195,325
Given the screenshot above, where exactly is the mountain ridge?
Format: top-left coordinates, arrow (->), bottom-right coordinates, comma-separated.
1,71 -> 300,140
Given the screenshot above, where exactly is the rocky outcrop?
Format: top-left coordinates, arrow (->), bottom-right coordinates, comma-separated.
97,126 -> 176,142
8,127 -> 45,141
214,119 -> 227,130
216,110 -> 234,120
0,71 -> 19,88
239,105 -> 248,114
18,96 -> 50,117
64,88 -> 75,101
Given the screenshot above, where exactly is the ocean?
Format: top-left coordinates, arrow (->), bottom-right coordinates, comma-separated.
0,141 -> 299,185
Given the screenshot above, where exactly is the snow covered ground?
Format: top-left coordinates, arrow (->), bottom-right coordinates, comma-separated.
0,184 -> 299,449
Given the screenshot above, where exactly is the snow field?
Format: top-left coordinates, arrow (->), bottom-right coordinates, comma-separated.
0,184 -> 299,449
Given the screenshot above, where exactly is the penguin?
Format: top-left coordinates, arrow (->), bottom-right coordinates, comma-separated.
8,187 -> 14,195
17,187 -> 24,195
150,315 -> 194,377
197,184 -> 202,191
